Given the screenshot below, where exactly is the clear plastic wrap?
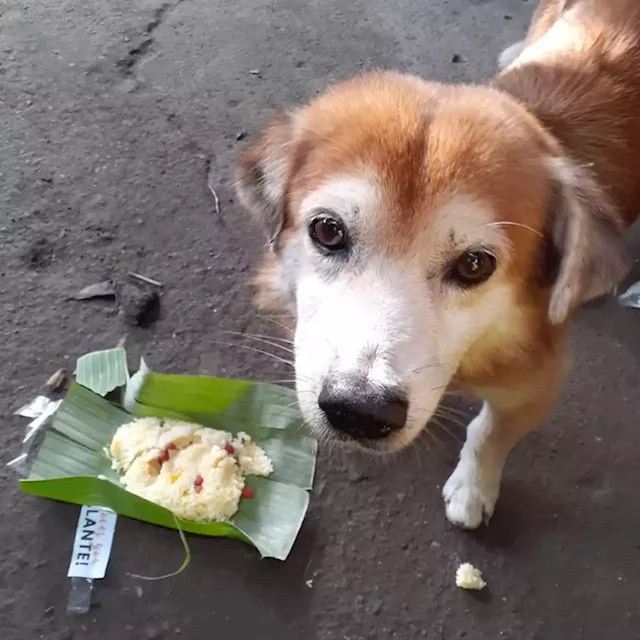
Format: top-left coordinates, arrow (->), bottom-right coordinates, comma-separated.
619,281 -> 640,309
8,395 -> 62,478
8,395 -> 117,615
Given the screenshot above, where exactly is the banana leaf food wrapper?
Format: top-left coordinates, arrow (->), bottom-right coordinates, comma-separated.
14,349 -> 317,561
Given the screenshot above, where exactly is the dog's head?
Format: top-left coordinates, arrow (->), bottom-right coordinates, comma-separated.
236,72 -> 628,452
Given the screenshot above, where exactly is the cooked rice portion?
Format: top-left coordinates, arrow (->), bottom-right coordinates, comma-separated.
109,418 -> 273,522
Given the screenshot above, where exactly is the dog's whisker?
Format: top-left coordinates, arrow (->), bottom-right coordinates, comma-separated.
209,340 -> 295,367
410,362 -> 444,375
319,429 -> 335,450
407,403 -> 442,421
257,314 -> 295,335
435,413 -> 469,429
414,430 -> 438,455
225,330 -> 294,348
259,373 -> 318,386
433,418 -> 466,434
412,438 -> 427,470
426,430 -> 442,450
294,420 -> 311,435
434,409 -> 467,429
438,404 -> 471,419
485,220 -> 544,238
430,417 -> 463,444
244,331 -> 294,345
236,334 -> 295,355
442,389 -> 468,399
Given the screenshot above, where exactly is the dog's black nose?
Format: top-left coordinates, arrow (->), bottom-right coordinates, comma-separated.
318,383 -> 409,439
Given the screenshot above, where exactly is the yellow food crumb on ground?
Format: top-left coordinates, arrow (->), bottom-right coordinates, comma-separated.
455,563 -> 486,590
109,418 -> 273,522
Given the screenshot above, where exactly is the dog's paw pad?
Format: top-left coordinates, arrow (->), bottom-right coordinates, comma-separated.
442,466 -> 498,530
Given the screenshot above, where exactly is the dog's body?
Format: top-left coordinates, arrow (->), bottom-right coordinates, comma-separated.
236,0 -> 639,529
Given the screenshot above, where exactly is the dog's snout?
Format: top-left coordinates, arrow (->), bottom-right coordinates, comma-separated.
318,382 -> 409,439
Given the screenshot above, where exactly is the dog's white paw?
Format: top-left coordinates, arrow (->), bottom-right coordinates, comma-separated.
497,41 -> 525,70
442,458 -> 500,529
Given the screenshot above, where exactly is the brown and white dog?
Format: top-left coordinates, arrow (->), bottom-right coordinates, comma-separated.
235,0 -> 639,529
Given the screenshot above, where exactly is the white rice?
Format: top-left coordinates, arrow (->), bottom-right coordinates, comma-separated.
455,563 -> 486,590
109,418 -> 273,522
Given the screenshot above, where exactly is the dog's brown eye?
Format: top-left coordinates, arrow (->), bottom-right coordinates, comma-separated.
450,250 -> 496,286
309,216 -> 347,251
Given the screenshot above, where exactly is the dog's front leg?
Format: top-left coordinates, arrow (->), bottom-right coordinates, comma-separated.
442,357 -> 568,529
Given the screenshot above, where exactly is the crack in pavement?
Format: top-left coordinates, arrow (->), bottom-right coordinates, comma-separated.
116,1 -> 184,76
108,0 -> 238,243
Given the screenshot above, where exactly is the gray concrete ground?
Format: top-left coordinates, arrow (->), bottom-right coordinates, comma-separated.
2,0 -> 640,638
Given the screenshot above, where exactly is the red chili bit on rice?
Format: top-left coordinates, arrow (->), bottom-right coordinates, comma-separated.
224,444 -> 235,455
241,486 -> 254,499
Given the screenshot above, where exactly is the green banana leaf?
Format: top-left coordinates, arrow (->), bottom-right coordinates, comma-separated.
75,347 -> 130,396
20,349 -> 316,560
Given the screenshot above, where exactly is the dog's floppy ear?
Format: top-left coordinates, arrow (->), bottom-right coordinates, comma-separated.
235,113 -> 296,247
545,157 -> 629,324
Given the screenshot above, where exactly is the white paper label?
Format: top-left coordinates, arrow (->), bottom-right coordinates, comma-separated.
67,506 -> 117,579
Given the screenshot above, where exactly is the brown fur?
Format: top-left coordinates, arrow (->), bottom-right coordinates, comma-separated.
235,0 -> 638,525
496,0 -> 640,226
